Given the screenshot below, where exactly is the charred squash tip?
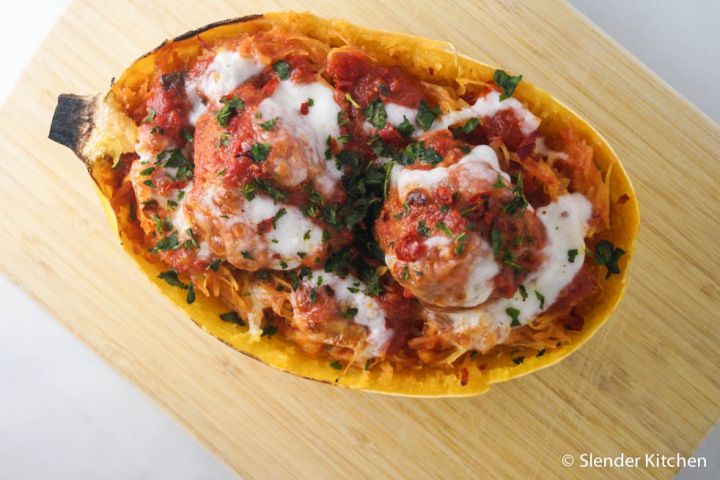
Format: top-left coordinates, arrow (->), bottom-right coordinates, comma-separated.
49,93 -> 98,157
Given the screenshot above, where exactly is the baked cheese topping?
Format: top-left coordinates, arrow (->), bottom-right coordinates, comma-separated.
123,34 -> 613,367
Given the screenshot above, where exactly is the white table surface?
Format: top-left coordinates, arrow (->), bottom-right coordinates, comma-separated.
1,1 -> 717,479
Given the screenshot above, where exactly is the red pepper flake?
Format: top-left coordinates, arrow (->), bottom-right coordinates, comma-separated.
617,193 -> 630,205
257,218 -> 273,235
300,101 -> 310,115
428,66 -> 435,77
460,367 -> 469,386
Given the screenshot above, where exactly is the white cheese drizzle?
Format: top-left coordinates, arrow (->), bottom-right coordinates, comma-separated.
199,50 -> 264,104
446,193 -> 592,351
257,79 -> 343,196
427,90 -> 540,136
293,271 -> 393,359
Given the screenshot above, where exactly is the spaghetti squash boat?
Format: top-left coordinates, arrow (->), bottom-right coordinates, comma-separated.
48,12 -> 638,396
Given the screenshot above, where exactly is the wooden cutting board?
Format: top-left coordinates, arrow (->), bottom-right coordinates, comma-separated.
1,0 -> 718,478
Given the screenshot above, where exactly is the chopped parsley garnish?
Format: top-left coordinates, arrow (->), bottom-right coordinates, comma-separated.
506,307 -> 521,327
271,208 -> 287,229
250,142 -> 271,163
207,259 -> 221,271
158,269 -> 187,289
243,178 -> 287,203
568,249 -> 579,263
518,284 -> 528,301
285,271 -> 299,290
219,311 -> 246,326
142,109 -> 156,124
365,359 -> 372,371
535,290 -> 545,310
396,141 -> 443,166
150,126 -> 164,135
182,229 -> 199,249
143,179 -> 155,188
182,127 -> 194,143
451,118 -> 480,138
241,250 -> 254,260
272,60 -> 291,80
364,99 -> 387,129
337,111 -> 349,126
417,220 -> 430,237
397,116 -> 414,137
186,284 -> 195,304
493,69 -> 523,100
490,228 -> 502,257
140,166 -> 155,176
400,266 -> 410,281
151,231 -> 179,252
156,149 -> 194,182
309,288 -> 318,303
338,134 -> 352,143
329,361 -> 343,370
416,100 -> 439,130
503,173 -> 528,215
259,117 -> 278,130
594,240 -> 625,278
303,229 -> 311,240
216,95 -> 245,127
493,175 -> 506,190
436,222 -> 453,236
261,323 -> 278,337
454,233 -> 468,255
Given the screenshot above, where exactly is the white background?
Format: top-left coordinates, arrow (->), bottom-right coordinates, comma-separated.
0,1 -> 717,479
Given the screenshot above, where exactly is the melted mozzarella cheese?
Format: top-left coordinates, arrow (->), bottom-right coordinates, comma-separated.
447,193 -> 592,351
199,51 -> 264,103
392,145 -> 507,199
224,194 -> 324,268
185,80 -> 207,126
385,103 -> 418,127
463,240 -> 501,307
257,79 -> 343,196
429,90 -> 540,136
313,272 -> 393,358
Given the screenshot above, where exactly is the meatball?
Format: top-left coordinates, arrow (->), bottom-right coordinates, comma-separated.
375,144 -> 547,308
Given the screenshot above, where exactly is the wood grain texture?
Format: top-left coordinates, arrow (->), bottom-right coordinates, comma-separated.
1,0 -> 718,478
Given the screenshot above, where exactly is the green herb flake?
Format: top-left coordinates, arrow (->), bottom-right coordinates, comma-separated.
416,100 -> 439,130
140,166 -> 155,176
142,109 -> 156,124
594,240 -> 625,278
259,117 -> 278,130
261,323 -> 278,337
272,60 -> 291,80
272,208 -> 287,229
490,228 -> 502,257
364,99 -> 387,129
219,311 -> 246,326
143,179 -> 155,188
493,69 -> 523,100
535,290 -> 545,310
309,288 -> 318,303
216,95 -> 245,127
241,250 -> 254,260
397,116 -> 414,137
436,221 -> 453,236
506,307 -> 521,327
158,269 -> 187,289
568,249 -> 579,263
151,231 -> 179,252
208,259 -> 221,271
518,284 -> 528,301
182,127 -> 194,143
250,142 -> 271,163
186,284 -> 195,304
329,361 -> 343,370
